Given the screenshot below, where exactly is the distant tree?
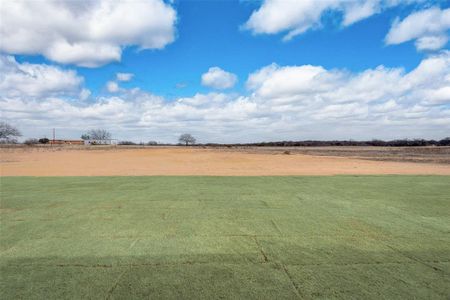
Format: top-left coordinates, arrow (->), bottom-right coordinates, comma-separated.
147,141 -> 158,146
118,141 -> 136,145
84,129 -> 111,140
24,138 -> 39,145
38,138 -> 50,144
179,133 -> 196,146
81,134 -> 90,140
438,137 -> 450,146
0,122 -> 21,142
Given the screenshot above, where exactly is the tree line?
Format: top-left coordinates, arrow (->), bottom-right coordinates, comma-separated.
1,122 -> 449,147
202,138 -> 450,147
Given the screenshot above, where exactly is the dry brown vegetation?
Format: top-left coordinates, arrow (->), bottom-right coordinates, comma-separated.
218,146 -> 450,164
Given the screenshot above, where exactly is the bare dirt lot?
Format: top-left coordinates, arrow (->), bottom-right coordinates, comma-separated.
1,146 -> 449,176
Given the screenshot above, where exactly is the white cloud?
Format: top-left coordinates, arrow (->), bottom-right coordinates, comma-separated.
423,86 -> 450,104
243,0 -> 337,40
79,88 -> 92,101
386,7 -> 450,51
1,52 -> 449,142
247,63 -> 343,101
243,0 -> 425,41
343,0 -> 380,26
371,99 -> 399,113
247,51 -> 450,111
0,55 -> 83,98
116,73 -> 134,82
105,73 -> 133,93
106,81 -> 120,93
415,35 -> 449,51
0,0 -> 177,67
201,67 -> 238,89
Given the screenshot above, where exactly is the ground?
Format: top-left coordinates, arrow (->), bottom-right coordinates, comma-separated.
0,147 -> 449,299
1,146 -> 450,176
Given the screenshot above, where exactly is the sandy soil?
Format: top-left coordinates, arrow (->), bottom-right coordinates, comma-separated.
1,147 -> 449,176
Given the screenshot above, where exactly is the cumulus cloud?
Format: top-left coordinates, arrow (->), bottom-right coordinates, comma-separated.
243,0 -> 335,40
0,55 -> 83,98
106,81 -> 120,93
243,0 -> 425,41
79,88 -> 92,101
386,7 -> 450,51
105,73 -> 134,93
0,0 -> 177,67
201,67 -> 238,89
248,51 -> 450,107
116,73 -> 134,82
1,53 -> 449,142
414,35 -> 449,51
246,64 -> 343,100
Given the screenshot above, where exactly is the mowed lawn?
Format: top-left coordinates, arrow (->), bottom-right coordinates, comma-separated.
1,176 -> 449,299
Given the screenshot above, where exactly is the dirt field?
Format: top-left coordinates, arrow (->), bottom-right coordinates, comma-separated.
1,146 -> 449,176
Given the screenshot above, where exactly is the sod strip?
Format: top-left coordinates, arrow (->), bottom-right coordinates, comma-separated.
1,176 -> 449,299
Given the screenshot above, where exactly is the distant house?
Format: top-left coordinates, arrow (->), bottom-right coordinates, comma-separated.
49,139 -> 84,145
84,139 -> 117,145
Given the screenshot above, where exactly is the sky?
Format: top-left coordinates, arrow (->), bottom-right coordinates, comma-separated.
1,0 -> 449,143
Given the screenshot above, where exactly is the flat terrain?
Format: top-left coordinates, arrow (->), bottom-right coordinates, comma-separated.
1,176 -> 449,299
226,146 -> 450,164
1,146 -> 450,176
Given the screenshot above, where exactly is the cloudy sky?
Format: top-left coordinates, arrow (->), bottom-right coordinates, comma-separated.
1,0 -> 449,143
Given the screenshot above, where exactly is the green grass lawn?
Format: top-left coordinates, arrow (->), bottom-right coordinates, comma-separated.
1,176 -> 449,299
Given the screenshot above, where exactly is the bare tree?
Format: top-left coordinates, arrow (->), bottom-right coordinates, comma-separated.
179,133 -> 196,146
84,129 -> 112,140
0,122 -> 21,142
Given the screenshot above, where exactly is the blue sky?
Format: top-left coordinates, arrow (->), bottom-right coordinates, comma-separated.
19,0 -> 434,98
1,0 -> 450,142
